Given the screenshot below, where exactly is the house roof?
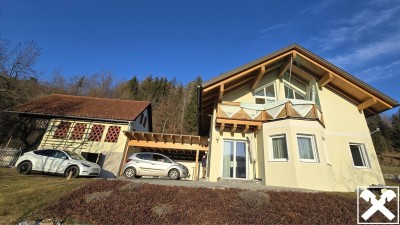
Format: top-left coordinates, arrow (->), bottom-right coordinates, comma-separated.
8,94 -> 151,122
199,44 -> 399,135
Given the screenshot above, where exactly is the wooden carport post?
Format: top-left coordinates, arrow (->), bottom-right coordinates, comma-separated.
194,148 -> 199,181
119,139 -> 131,176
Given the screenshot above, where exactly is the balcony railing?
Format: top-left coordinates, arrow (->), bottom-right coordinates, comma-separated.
216,99 -> 324,133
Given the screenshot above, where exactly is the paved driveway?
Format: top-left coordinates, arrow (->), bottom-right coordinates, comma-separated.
118,177 -> 316,192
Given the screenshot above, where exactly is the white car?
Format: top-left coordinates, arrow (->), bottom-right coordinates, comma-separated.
122,152 -> 190,180
15,149 -> 101,178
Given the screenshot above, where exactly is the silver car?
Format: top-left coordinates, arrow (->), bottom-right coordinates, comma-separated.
122,152 -> 189,180
15,149 -> 101,178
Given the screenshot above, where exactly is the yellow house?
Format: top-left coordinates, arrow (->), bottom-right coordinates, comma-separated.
10,94 -> 152,178
198,44 -> 399,192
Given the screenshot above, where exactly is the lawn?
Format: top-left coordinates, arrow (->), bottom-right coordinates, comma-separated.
1,166 -> 399,224
0,167 -> 92,224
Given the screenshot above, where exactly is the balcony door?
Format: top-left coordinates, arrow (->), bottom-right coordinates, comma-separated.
222,140 -> 248,179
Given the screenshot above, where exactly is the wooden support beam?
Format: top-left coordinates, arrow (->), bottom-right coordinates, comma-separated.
318,72 -> 334,88
194,148 -> 200,181
161,134 -> 166,143
128,139 -> 208,151
285,102 -> 290,117
190,136 -> 193,145
242,124 -> 249,134
291,65 -> 315,81
254,125 -> 262,134
217,118 -> 262,127
119,139 -> 131,176
278,59 -> 291,78
292,51 -> 297,59
218,83 -> 224,102
250,66 -> 266,91
152,134 -> 157,143
141,133 -> 148,142
172,135 -> 176,144
219,122 -> 225,133
231,124 -> 237,133
358,98 -> 377,111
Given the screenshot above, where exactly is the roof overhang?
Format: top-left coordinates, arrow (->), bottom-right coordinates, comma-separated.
124,131 -> 209,151
198,44 -> 399,135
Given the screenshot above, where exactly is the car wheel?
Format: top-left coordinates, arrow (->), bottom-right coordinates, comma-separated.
124,167 -> 136,178
168,169 -> 180,180
134,175 -> 142,179
17,161 -> 32,175
64,166 -> 79,178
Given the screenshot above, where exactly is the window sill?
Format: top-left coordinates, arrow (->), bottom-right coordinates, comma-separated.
299,159 -> 319,163
353,166 -> 370,169
269,159 -> 289,162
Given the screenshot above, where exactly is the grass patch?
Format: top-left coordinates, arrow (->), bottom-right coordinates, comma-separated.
0,167 -> 92,224
380,165 -> 400,174
385,179 -> 400,188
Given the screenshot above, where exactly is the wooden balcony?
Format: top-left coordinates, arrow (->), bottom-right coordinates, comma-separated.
216,100 -> 324,133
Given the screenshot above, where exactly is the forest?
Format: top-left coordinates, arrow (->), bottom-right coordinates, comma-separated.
0,39 -> 399,154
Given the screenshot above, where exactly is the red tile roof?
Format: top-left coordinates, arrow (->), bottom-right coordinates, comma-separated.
9,94 -> 151,122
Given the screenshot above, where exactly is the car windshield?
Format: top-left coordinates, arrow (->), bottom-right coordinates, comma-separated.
65,151 -> 85,160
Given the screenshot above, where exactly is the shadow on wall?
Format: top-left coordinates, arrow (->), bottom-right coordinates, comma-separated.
97,154 -> 117,178
334,161 -> 383,192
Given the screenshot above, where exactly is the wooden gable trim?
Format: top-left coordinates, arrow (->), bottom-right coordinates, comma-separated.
203,50 -> 295,93
218,83 -> 224,102
295,51 -> 393,109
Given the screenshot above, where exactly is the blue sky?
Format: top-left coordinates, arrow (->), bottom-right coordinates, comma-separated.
0,0 -> 399,114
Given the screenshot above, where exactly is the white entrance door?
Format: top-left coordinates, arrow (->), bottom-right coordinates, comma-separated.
222,140 -> 247,179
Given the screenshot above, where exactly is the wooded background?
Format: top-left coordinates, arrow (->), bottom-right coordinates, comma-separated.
1,39 -> 399,154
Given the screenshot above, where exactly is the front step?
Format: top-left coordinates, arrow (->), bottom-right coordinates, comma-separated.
217,178 -> 262,184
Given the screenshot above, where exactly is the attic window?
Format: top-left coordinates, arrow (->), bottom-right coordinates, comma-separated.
105,126 -> 121,142
284,85 -> 305,100
70,123 -> 87,140
88,125 -> 105,142
53,122 -> 71,139
143,116 -> 147,127
254,83 -> 276,104
139,114 -> 144,125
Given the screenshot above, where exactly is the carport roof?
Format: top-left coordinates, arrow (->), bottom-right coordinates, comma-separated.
124,131 -> 208,151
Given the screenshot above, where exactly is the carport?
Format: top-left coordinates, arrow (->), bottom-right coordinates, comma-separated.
120,131 -> 209,180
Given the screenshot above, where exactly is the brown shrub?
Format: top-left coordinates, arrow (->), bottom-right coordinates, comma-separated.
119,182 -> 143,191
85,191 -> 112,203
238,190 -> 270,208
151,204 -> 172,217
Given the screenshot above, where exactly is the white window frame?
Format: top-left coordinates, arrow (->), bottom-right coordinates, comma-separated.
284,84 -> 306,100
254,82 -> 276,104
269,134 -> 289,162
349,143 -> 370,169
296,134 -> 319,163
220,138 -> 249,179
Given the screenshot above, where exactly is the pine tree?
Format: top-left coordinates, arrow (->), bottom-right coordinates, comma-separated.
392,109 -> 400,150
367,114 -> 393,154
183,76 -> 202,135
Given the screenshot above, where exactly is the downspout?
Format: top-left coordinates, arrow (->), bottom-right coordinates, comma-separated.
197,85 -> 202,136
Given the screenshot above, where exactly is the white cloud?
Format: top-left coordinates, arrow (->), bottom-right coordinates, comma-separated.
299,0 -> 340,14
357,60 -> 400,82
261,23 -> 289,33
328,34 -> 400,66
311,4 -> 400,49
